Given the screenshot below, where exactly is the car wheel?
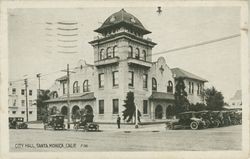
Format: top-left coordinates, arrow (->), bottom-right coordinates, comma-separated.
214,120 -> 220,128
203,120 -> 210,129
190,121 -> 199,130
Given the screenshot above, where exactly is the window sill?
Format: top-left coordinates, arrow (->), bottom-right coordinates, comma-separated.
143,88 -> 148,91
99,87 -> 104,90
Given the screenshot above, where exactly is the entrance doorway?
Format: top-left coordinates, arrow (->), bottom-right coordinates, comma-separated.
61,106 -> 68,116
155,105 -> 163,119
84,105 -> 93,114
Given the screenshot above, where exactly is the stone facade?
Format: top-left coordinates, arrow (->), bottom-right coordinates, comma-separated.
45,9 -> 206,123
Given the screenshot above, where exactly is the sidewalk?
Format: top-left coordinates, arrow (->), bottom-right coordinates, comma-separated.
27,123 -> 167,132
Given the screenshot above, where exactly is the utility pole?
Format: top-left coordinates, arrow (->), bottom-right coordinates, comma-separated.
36,73 -> 41,96
61,64 -> 75,129
24,79 -> 29,122
67,64 -> 70,129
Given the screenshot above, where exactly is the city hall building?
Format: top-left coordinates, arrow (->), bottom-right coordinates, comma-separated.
45,9 -> 206,122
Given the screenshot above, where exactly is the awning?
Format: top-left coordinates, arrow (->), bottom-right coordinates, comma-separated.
44,92 -> 95,103
149,92 -> 175,101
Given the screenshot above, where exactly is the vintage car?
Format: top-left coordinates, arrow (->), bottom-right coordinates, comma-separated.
9,117 -> 28,129
166,111 -> 206,130
44,115 -> 65,130
74,114 -> 99,132
196,111 -> 220,128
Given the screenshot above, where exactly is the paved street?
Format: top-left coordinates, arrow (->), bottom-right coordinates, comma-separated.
9,124 -> 241,152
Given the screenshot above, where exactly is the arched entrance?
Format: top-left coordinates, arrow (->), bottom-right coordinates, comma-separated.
72,105 -> 80,115
71,105 -> 80,120
61,106 -> 68,116
166,105 -> 174,119
155,105 -> 163,119
84,105 -> 93,114
50,106 -> 57,115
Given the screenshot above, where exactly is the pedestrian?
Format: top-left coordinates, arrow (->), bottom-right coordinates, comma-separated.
117,115 -> 121,129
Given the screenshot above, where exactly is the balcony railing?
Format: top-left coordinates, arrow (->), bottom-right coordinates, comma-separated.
127,57 -> 152,68
94,57 -> 120,67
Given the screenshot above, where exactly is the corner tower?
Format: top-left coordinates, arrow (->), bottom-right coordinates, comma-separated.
89,9 -> 156,121
89,9 -> 156,64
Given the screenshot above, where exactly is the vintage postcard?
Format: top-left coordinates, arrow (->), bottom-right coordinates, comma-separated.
0,1 -> 249,159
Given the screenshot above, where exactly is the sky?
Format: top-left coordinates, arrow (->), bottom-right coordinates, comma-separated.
8,7 -> 241,101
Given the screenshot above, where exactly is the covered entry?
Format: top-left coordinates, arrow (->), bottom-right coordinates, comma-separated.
166,105 -> 174,119
84,105 -> 93,114
155,105 -> 163,119
61,106 -> 68,116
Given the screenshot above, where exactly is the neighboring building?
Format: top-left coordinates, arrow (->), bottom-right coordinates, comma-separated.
228,90 -> 242,109
171,68 -> 207,104
45,9 -> 176,122
8,81 -> 37,121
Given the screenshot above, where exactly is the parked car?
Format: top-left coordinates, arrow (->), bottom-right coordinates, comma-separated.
166,111 -> 205,130
9,117 -> 28,129
74,114 -> 99,132
44,115 -> 65,130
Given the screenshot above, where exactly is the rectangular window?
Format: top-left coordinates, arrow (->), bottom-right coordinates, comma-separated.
188,82 -> 191,94
29,111 -> 32,114
21,100 -> 25,106
197,83 -> 200,95
112,99 -> 119,114
200,84 -> 203,95
21,111 -> 25,114
143,74 -> 148,89
29,90 -> 32,96
143,100 -> 148,114
12,111 -> 16,114
99,73 -> 104,88
112,71 -> 119,86
191,82 -> 194,94
12,88 -> 16,95
21,89 -> 25,95
29,100 -> 32,106
128,71 -> 134,87
99,100 -> 104,114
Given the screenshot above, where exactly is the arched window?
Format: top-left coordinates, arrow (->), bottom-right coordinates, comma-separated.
83,80 -> 89,92
53,91 -> 58,98
106,47 -> 112,59
134,48 -> 140,59
152,78 -> 157,91
128,46 -> 133,58
140,50 -> 146,61
113,46 -> 118,57
73,81 -> 79,93
99,49 -> 105,60
167,81 -> 173,93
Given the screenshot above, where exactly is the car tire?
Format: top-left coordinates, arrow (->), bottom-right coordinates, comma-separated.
190,121 -> 199,130
214,120 -> 220,128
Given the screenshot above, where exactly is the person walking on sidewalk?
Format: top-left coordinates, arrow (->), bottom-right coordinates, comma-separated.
117,115 -> 121,129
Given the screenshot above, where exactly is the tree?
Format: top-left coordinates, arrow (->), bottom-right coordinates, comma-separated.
204,86 -> 224,110
37,89 -> 50,120
189,103 -> 206,111
174,77 -> 190,114
122,91 -> 141,123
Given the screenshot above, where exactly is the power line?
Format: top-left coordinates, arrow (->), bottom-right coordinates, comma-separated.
9,33 -> 240,83
151,33 -> 240,56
